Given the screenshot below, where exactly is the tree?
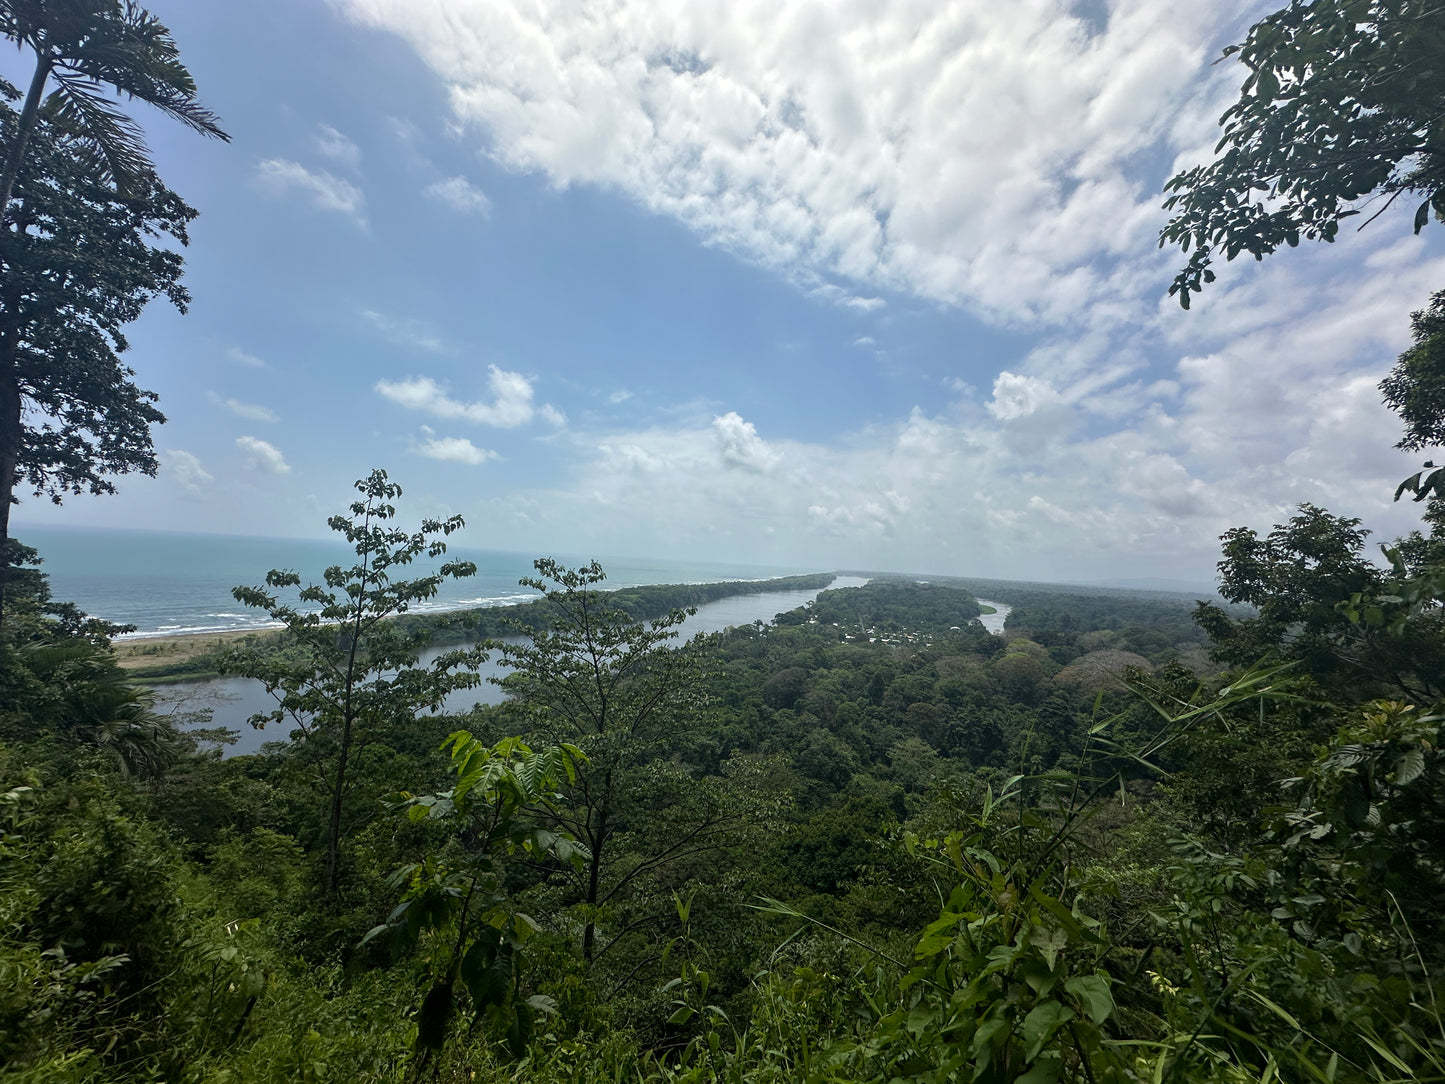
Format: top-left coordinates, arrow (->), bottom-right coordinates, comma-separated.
1193,504 -> 1445,699
0,0 -> 225,627
1381,290 -> 1445,451
0,90 -> 197,625
1380,290 -> 1445,512
496,560 -> 775,968
0,0 -> 227,218
226,470 -> 486,896
370,732 -> 585,1070
1160,0 -> 1445,307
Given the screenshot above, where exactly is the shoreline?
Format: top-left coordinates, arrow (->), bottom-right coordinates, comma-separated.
113,627 -> 282,673
111,572 -> 848,675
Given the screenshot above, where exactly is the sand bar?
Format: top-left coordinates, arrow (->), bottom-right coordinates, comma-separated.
112,627 -> 281,672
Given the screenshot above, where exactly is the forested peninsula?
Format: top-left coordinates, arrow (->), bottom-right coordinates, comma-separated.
114,571 -> 839,683
4,2 -> 1445,1083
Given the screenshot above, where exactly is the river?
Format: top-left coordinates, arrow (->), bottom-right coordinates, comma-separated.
159,576 -> 871,755
974,599 -> 1012,635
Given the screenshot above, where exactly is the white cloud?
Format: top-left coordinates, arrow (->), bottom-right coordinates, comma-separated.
987,372 -> 1065,421
165,450 -> 213,494
209,392 -> 277,423
227,346 -> 268,368
713,411 -> 780,473
482,237 -> 1442,580
335,0 -> 1235,320
608,389 -> 634,404
810,283 -> 887,312
323,0 -> 1445,580
425,175 -> 492,215
375,365 -> 551,428
315,123 -> 362,169
236,436 -> 291,474
416,435 -> 498,464
254,158 -> 366,225
361,309 -> 448,353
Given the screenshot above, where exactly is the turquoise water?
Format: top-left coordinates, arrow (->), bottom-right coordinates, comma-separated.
15,525 -> 823,637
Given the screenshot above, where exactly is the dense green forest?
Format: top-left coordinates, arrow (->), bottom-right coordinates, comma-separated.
4,486 -> 1443,1082
4,1 -> 1445,1082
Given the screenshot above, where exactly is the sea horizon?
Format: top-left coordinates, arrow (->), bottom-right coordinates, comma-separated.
13,522 -> 829,638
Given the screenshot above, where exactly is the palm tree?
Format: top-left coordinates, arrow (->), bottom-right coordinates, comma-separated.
0,0 -> 228,223
0,0 -> 225,628
17,638 -> 184,778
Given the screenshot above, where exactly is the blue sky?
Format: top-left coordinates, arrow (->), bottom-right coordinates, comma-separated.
11,0 -> 1445,583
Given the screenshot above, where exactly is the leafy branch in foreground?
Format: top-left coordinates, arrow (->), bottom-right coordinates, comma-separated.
224,468 -> 485,895
368,731 -> 587,1072
1160,0 -> 1445,307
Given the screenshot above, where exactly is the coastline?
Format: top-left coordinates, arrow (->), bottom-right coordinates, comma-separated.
112,571 -> 848,681
113,627 -> 281,673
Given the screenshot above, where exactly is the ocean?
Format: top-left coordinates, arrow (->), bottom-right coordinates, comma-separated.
14,524 -> 826,637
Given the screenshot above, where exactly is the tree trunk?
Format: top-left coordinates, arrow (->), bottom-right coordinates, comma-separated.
0,51 -> 51,226
582,790 -> 610,962
323,713 -> 353,896
0,332 -> 22,630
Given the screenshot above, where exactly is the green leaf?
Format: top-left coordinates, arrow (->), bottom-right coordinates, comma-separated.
970,1015 -> 1009,1056
505,1000 -> 535,1058
1017,1052 -> 1064,1084
1022,1001 -> 1075,1062
1416,198 -> 1431,234
459,936 -> 509,1010
1394,747 -> 1426,785
1022,956 -> 1058,997
1064,974 -> 1115,1025
1028,924 -> 1069,971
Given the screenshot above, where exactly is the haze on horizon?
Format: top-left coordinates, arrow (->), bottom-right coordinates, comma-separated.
9,0 -> 1443,586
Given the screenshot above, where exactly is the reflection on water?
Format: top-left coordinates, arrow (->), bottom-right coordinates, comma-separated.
163,576 -> 872,756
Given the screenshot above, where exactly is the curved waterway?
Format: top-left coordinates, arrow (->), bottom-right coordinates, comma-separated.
974,600 -> 1012,635
160,576 -> 870,756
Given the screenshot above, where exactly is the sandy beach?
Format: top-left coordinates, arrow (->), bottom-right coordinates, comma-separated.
112,627 -> 280,672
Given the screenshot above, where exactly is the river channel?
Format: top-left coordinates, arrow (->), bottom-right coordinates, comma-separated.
974,600 -> 1012,635
161,576 -> 871,755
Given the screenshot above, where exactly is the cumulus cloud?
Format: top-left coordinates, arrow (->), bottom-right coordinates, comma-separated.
987,372 -> 1065,421
330,0 -> 1445,579
335,0 -> 1233,320
489,237 -> 1444,580
424,176 -> 492,215
315,123 -> 362,168
713,412 -> 780,473
376,365 -> 557,428
254,158 -> 366,225
165,450 -> 213,494
236,436 -> 291,474
416,434 -> 498,464
209,392 -> 277,423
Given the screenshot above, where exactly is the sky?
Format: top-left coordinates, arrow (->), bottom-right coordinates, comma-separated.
10,0 -> 1445,584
